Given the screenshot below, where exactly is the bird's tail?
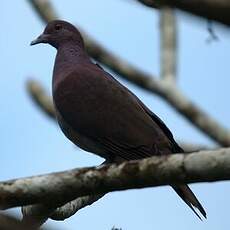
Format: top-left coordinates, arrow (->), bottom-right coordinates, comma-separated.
172,185 -> 206,220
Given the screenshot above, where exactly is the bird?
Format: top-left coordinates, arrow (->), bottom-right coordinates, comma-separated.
31,20 -> 206,219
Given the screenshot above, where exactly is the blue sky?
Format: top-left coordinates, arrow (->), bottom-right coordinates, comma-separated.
1,1 -> 230,229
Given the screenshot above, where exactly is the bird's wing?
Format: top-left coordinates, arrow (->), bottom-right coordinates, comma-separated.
94,64 -> 183,154
53,63 -> 174,160
134,97 -> 184,154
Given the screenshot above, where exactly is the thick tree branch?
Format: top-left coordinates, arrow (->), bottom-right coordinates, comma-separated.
27,0 -> 230,146
137,0 -> 230,26
22,160 -> 107,223
1,148 -> 230,210
160,7 -> 177,82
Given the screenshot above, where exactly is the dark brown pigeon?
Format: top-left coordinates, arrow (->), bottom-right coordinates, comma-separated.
31,20 -> 206,219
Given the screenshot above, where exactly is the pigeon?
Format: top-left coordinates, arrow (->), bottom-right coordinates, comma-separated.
31,20 -> 206,219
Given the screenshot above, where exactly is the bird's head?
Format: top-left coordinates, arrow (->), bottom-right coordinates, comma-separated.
30,20 -> 84,49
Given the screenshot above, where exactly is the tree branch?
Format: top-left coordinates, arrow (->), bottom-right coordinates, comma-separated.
27,0 -> 230,146
27,79 -> 55,119
178,142 -> 209,152
50,194 -> 105,220
137,0 -> 230,26
21,161 -> 108,224
160,7 -> 177,82
1,148 -> 230,210
22,194 -> 105,224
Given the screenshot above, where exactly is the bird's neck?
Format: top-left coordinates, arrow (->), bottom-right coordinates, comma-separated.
52,43 -> 90,88
56,42 -> 89,65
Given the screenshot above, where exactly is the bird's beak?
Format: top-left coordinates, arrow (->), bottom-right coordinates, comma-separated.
30,34 -> 50,46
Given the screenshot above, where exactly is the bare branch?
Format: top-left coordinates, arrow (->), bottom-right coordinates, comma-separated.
1,148 -> 230,210
28,0 -> 58,22
22,192 -> 105,225
27,80 -> 55,119
27,0 -> 230,146
137,0 -> 230,26
179,142 -> 209,152
50,194 -> 105,220
160,7 -> 177,82
22,163 -> 106,224
21,192 -> 105,226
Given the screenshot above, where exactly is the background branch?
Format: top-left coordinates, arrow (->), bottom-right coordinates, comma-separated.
160,6 -> 177,83
1,148 -> 230,210
137,0 -> 230,26
27,80 -> 55,119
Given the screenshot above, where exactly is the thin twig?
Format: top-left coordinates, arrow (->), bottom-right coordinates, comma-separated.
206,20 -> 219,42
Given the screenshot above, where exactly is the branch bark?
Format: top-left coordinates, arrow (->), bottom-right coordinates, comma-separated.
50,194 -> 105,220
27,0 -> 230,146
22,194 -> 105,223
1,148 -> 230,210
137,0 -> 230,26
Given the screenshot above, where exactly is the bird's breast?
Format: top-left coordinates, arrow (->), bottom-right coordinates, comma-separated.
54,104 -> 111,159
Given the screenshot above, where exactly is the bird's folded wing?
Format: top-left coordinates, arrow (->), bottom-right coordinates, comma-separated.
94,137 -> 160,161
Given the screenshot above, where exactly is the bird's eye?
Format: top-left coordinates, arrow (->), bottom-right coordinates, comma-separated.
55,24 -> 62,31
